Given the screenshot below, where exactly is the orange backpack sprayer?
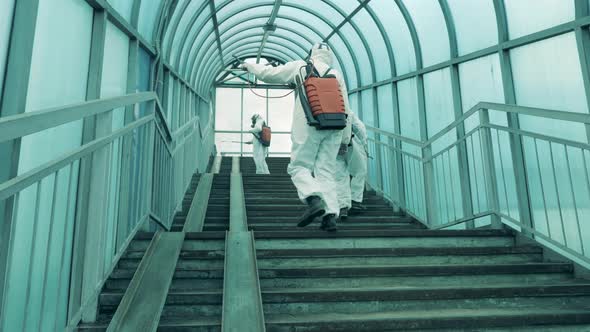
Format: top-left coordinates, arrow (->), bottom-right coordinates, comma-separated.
259,122 -> 271,147
296,61 -> 347,130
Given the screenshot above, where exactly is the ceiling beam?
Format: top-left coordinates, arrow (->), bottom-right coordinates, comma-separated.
324,0 -> 371,41
256,0 -> 282,63
209,0 -> 225,67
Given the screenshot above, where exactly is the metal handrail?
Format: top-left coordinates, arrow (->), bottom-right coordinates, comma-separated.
0,116 -> 152,201
0,92 -> 156,143
364,101 -> 590,269
0,89 -> 214,330
366,101 -> 590,149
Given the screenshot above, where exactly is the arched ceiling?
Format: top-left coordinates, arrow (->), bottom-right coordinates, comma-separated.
144,0 -> 502,97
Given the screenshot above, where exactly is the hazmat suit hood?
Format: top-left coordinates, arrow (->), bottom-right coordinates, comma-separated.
309,43 -> 333,66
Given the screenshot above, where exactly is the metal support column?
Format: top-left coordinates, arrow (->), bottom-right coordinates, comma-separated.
575,0 -> 590,143
479,110 -> 502,229
439,0 -> 475,228
0,0 -> 40,323
72,8 -> 108,322
493,0 -> 533,234
395,0 -> 436,225
116,38 -> 139,250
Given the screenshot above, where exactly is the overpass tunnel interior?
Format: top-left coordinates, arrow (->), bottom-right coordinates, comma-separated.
1,0 -> 590,330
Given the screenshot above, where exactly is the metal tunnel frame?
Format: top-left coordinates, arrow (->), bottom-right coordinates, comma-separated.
2,1 -> 590,331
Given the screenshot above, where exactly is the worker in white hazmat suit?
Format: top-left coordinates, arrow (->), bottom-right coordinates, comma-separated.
335,142 -> 352,219
249,113 -> 270,174
334,112 -> 367,218
241,43 -> 352,232
347,112 -> 368,213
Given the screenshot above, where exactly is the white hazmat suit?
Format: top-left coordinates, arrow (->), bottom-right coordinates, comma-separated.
335,112 -> 368,210
347,112 -> 368,203
249,115 -> 270,174
243,44 -> 352,217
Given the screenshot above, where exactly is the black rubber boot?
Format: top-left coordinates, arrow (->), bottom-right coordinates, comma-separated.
297,196 -> 325,227
349,200 -> 367,215
319,214 -> 338,232
339,207 -> 348,220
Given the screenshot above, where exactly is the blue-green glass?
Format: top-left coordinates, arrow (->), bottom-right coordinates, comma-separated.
107,0 -> 133,21
504,0 -> 574,39
369,0 -> 417,75
397,78 -> 421,153
2,1 -> 93,331
352,8 -> 392,81
458,54 -> 506,132
0,0 -> 14,101
326,33 -> 357,88
340,23 -> 373,85
283,0 -> 345,27
402,0 -> 450,67
510,33 -> 588,143
138,0 -> 165,41
101,21 -> 130,274
217,2 -> 272,25
446,0 -> 498,56
172,2 -> 210,68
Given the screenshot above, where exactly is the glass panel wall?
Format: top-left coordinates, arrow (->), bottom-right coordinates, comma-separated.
0,0 -> 15,100
504,0 -> 575,39
2,1 -> 93,330
369,0 -> 417,75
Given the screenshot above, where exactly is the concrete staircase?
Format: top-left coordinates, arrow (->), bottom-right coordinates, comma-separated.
78,157 -> 590,331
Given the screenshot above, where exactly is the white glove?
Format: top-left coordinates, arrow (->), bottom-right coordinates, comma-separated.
239,63 -> 252,72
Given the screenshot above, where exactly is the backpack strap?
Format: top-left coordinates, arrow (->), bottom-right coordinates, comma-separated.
305,60 -> 321,78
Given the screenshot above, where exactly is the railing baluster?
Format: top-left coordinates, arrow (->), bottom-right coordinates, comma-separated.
39,171 -> 60,325
469,136 -> 482,213
564,146 -> 585,255
54,163 -> 75,332
581,150 -> 590,247
447,150 -> 458,222
494,129 -> 512,218
533,138 -> 552,239
23,181 -> 44,331
441,153 -> 451,223
549,142 -> 568,247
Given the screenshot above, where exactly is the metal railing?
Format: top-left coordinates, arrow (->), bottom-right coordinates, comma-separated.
0,92 -> 214,329
366,102 -> 590,269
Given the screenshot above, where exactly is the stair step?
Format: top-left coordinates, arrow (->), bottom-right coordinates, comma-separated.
256,245 -> 542,258
263,308 -> 590,331
105,277 -> 223,292
254,229 -> 514,249
258,262 -> 573,278
118,258 -> 224,270
246,223 -> 422,232
259,272 -> 575,290
256,252 -> 542,268
261,284 -> 590,317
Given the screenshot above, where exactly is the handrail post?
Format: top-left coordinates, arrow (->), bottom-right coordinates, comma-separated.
479,109 -> 502,229
374,132 -> 384,195
389,136 -> 404,212
422,146 -> 437,227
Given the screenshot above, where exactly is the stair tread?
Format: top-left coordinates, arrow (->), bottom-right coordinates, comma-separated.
255,246 -> 543,257
253,229 -> 513,238
264,307 -> 590,324
262,282 -> 590,296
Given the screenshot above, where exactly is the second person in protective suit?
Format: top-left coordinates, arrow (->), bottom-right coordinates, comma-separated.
241,43 -> 352,232
249,113 -> 270,175
335,112 -> 368,218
